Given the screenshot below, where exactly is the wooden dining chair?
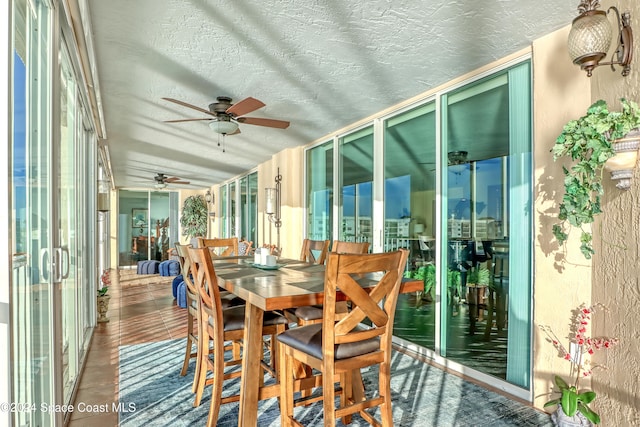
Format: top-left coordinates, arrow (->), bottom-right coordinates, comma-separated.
277,249 -> 409,427
238,239 -> 253,255
331,239 -> 370,254
197,237 -> 239,257
175,244 -> 200,386
188,247 -> 289,426
177,243 -> 243,402
288,240 -> 369,326
300,238 -> 330,264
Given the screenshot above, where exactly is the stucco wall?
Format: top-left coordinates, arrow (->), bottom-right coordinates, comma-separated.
531,25 -> 594,410
590,1 -> 640,425
532,3 -> 640,425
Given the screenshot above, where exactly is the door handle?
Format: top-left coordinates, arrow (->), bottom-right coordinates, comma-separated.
55,248 -> 69,282
39,248 -> 51,282
60,247 -> 70,280
53,248 -> 63,282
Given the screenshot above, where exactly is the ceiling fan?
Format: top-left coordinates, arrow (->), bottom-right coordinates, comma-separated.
154,173 -> 190,189
162,96 -> 290,135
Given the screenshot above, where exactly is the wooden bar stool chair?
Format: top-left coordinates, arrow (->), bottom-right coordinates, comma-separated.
188,247 -> 288,426
287,240 -> 369,326
277,249 -> 409,427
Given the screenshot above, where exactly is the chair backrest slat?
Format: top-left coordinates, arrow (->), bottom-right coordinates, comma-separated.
197,237 -> 239,257
330,240 -> 370,255
175,243 -> 197,296
300,239 -> 330,264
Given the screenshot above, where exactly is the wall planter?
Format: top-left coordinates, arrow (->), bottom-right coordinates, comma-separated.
604,129 -> 640,190
552,99 -> 640,259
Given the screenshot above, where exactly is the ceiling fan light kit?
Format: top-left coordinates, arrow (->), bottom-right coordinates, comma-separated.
209,120 -> 239,135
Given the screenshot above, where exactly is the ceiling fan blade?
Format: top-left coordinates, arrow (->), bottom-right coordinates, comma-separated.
164,176 -> 184,183
164,118 -> 213,123
162,97 -> 216,117
226,97 -> 265,117
170,180 -> 190,185
237,116 -> 290,129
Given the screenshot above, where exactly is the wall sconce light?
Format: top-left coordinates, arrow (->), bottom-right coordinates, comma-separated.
205,189 -> 216,221
567,0 -> 633,77
265,168 -> 282,249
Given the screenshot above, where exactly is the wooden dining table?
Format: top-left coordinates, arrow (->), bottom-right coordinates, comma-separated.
211,256 -> 422,427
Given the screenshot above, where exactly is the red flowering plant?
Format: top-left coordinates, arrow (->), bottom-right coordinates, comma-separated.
98,269 -> 111,297
539,303 -> 618,425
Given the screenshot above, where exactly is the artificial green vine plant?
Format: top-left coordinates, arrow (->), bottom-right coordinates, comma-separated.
180,195 -> 208,239
552,98 -> 640,259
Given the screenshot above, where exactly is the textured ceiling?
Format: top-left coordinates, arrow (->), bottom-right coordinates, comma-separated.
89,0 -> 575,190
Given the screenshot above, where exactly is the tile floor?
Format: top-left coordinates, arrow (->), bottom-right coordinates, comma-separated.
69,269 -> 185,427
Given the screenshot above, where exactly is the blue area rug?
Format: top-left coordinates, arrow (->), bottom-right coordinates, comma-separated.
118,338 -> 552,426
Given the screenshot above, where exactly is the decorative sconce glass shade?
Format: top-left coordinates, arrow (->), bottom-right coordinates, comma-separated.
209,120 -> 239,135
568,11 -> 613,70
265,188 -> 277,215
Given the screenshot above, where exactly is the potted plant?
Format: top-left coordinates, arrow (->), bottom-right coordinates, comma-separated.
539,304 -> 618,426
97,269 -> 111,323
180,195 -> 208,244
552,98 -> 640,259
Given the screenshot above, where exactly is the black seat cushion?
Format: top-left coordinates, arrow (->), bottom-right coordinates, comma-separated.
215,306 -> 288,332
220,291 -> 245,309
292,305 -> 323,321
277,323 -> 379,360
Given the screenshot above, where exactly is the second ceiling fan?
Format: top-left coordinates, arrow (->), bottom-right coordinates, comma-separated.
162,96 -> 290,135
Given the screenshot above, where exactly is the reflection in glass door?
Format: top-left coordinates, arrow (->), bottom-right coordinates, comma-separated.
230,181 -> 237,237
441,63 -> 532,389
305,141 -> 333,241
239,172 -> 258,244
221,184 -> 228,237
383,102 -> 437,351
339,127 -> 373,246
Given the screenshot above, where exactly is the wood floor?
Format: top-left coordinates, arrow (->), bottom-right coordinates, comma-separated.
68,269 -> 512,426
69,269 -> 186,427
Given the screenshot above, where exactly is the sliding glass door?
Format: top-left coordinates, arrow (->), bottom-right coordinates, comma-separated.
11,1 -> 56,425
440,63 -> 532,389
10,2 -> 101,424
304,60 -> 533,395
117,190 -> 176,267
